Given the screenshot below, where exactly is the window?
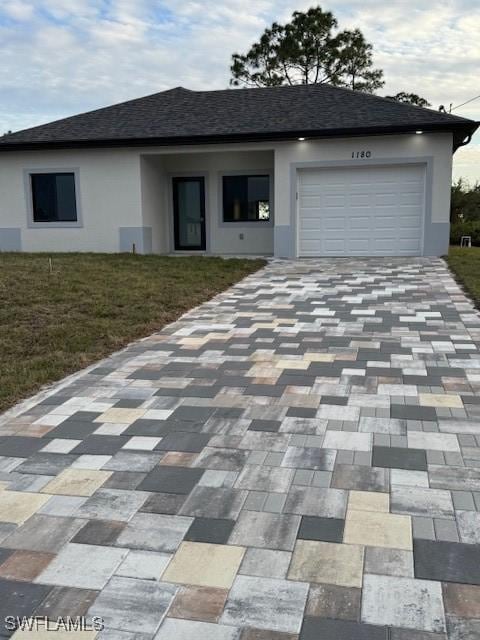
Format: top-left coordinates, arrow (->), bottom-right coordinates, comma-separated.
31,173 -> 77,223
222,174 -> 270,222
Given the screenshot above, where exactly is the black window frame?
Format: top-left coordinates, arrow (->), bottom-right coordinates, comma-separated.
222,174 -> 271,223
30,172 -> 78,224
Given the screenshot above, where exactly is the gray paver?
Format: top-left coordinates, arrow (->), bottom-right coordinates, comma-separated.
89,576 -> 177,634
221,574 -> 308,633
362,574 -> 446,633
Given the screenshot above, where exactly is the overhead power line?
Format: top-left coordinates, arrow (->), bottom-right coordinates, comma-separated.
450,94 -> 480,111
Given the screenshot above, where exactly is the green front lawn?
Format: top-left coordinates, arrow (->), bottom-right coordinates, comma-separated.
447,246 -> 480,307
0,253 -> 265,413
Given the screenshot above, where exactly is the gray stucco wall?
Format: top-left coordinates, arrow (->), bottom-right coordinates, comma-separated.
423,223 -> 450,256
0,228 -> 22,251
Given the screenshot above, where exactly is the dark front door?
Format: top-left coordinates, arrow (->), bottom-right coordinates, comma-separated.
172,177 -> 206,251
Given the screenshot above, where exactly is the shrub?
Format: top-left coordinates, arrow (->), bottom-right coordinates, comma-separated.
450,221 -> 480,246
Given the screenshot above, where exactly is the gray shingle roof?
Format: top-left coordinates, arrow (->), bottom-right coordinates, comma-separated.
1,83 -> 477,150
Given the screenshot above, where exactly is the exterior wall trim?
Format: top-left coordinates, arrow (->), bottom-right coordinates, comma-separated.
23,167 -> 83,229
287,156 -> 435,258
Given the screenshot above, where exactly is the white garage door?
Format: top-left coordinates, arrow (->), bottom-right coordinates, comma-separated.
298,164 -> 426,256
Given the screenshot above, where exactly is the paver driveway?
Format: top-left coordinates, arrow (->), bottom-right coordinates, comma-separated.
1,257 -> 480,639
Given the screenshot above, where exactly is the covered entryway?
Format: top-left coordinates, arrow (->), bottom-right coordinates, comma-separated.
297,164 -> 426,256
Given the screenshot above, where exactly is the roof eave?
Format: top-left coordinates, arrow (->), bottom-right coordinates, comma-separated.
0,121 -> 477,152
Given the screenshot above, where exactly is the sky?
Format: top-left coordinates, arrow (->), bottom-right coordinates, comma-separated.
0,0 -> 479,182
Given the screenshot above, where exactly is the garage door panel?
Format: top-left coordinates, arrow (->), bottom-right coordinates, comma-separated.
298,164 -> 425,257
398,215 -> 422,229
302,240 -> 341,254
374,193 -> 398,206
299,219 -> 323,231
373,239 -> 398,253
374,209 -> 397,220
324,239 -> 347,253
349,194 -> 371,207
300,213 -> 321,221
348,239 -> 371,252
351,173 -> 395,184
400,232 -> 421,242
349,216 -> 371,230
375,216 -> 397,228
300,171 -> 345,187
300,223 -> 323,234
398,204 -> 424,215
403,173 -> 424,182
299,195 -> 323,208
397,239 -> 422,252
323,196 -> 347,208
400,193 -> 424,206
324,217 -> 346,231
348,234 -> 371,244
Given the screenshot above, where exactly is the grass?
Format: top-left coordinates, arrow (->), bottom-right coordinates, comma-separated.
446,246 -> 480,307
0,253 -> 265,413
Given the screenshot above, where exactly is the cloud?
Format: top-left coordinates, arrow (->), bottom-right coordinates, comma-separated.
0,0 -> 478,179
2,1 -> 34,21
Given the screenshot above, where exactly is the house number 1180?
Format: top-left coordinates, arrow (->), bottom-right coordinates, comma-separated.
352,150 -> 372,158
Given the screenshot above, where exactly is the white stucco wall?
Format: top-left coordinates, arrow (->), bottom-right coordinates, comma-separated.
140,155 -> 168,254
273,132 -> 453,227
0,148 -> 142,252
0,132 -> 453,255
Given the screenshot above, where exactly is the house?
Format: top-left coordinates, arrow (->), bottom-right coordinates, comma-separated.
0,84 -> 477,257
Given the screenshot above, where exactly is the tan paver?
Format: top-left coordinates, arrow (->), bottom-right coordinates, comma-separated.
0,491 -> 50,524
288,540 -> 364,588
41,469 -> 112,497
95,408 -> 146,424
418,393 -> 463,408
162,541 -> 245,589
343,509 -> 412,550
348,490 -> 390,512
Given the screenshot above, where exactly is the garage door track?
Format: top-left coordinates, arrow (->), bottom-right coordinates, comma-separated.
0,257 -> 479,639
